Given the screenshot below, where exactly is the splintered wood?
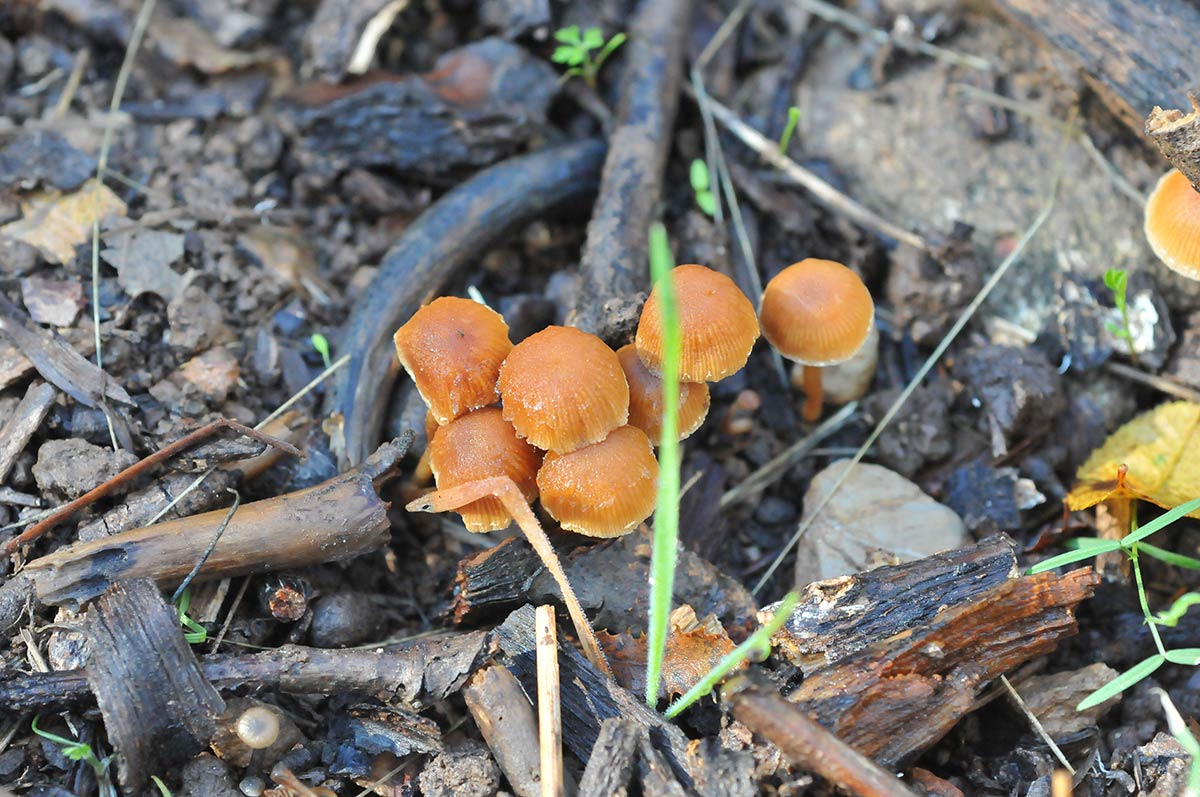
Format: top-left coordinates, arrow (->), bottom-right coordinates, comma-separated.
765,535 -> 1099,766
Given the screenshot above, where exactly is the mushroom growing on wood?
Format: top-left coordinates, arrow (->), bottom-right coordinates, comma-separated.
616,344 -> 709,442
1145,95 -> 1200,281
759,258 -> 874,423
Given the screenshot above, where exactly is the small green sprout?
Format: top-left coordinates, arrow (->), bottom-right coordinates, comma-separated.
1156,688 -> 1200,796
176,587 -> 207,645
151,775 -> 173,797
778,106 -> 801,153
310,333 -> 333,370
664,591 -> 799,718
1103,268 -> 1137,360
689,159 -> 717,217
1154,592 -> 1200,627
31,716 -> 116,796
551,26 -> 626,87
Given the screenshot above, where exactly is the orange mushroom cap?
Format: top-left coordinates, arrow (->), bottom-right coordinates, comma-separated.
427,407 -> 543,532
636,264 -> 760,382
393,297 -> 513,425
497,325 -> 629,453
1145,169 -> 1200,280
536,425 -> 658,537
616,344 -> 710,443
759,259 -> 875,366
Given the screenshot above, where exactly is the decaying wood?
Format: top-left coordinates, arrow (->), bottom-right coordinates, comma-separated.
1146,93 -> 1200,190
464,665 -> 546,797
577,719 -> 639,797
332,140 -> 605,466
777,543 -> 1099,767
568,0 -> 695,343
0,380 -> 55,483
0,629 -> 490,712
4,418 -> 303,554
0,434 -> 411,631
637,736 -> 690,797
991,0 -> 1200,137
724,675 -> 917,797
536,605 -> 564,797
84,579 -> 225,791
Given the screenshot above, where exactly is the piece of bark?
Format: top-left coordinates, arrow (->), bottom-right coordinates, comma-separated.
463,664 -> 546,797
1146,94 -> 1200,191
568,0 -> 695,343
0,380 -> 55,482
724,674 -> 917,797
84,579 -> 225,791
577,718 -> 639,797
990,0 -> 1200,137
331,139 -> 605,467
637,736 -> 690,797
0,435 -> 410,631
0,630 -> 490,712
0,293 -> 132,408
786,567 -> 1100,766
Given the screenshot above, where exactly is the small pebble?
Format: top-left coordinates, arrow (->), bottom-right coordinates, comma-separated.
754,497 -> 796,525
240,775 -> 265,797
309,592 -> 383,648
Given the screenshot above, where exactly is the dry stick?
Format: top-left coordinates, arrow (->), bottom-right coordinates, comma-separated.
535,605 -> 564,797
0,382 -> 56,483
406,476 -> 612,677
724,677 -> 917,797
999,675 -> 1074,774
696,92 -> 927,251
794,0 -> 991,71
3,420 -> 301,554
753,150 -> 1065,595
1104,361 -> 1200,403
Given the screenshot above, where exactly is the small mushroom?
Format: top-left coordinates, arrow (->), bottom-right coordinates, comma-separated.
497,325 -> 629,453
537,424 -> 659,537
427,407 -> 542,531
1144,168 -> 1200,280
636,264 -> 760,382
236,706 -> 281,750
616,343 -> 710,443
393,296 -> 513,425
760,258 -> 875,422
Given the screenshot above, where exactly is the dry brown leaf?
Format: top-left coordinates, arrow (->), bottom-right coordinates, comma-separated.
1067,401 -> 1200,517
0,181 -> 127,264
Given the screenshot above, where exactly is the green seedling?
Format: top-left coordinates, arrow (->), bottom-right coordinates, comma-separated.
1104,268 -> 1137,360
32,716 -> 116,797
152,775 -> 173,797
310,333 -> 332,370
1157,688 -> 1200,796
551,26 -> 626,87
689,159 -> 717,217
1028,496 -> 1200,709
778,106 -> 801,153
645,221 -> 681,707
176,587 -> 207,644
664,591 -> 799,718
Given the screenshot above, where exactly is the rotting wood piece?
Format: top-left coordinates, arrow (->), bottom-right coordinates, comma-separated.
577,718 -> 639,797
0,434 -> 411,631
724,673 -> 917,797
1147,93 -> 1200,191
568,0 -> 695,344
0,381 -> 55,483
990,0 -> 1200,137
784,565 -> 1100,766
463,664 -> 548,797
84,578 -> 225,792
0,630 -> 490,712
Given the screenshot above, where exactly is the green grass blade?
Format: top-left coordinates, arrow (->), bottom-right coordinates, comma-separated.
1077,653 -> 1164,711
1155,592 -> 1200,628
1123,498 -> 1200,547
664,591 -> 799,718
1164,648 -> 1200,665
645,222 -> 681,708
1026,540 -> 1121,574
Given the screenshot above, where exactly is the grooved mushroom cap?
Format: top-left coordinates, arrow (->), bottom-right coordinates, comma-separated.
1145,169 -> 1200,280
759,259 -> 875,366
536,425 -> 658,537
616,344 -> 710,443
427,407 -> 543,532
393,297 -> 513,425
636,264 -> 760,382
497,326 -> 629,453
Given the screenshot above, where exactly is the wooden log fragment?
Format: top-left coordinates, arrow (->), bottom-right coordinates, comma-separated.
577,719 -> 639,797
1146,94 -> 1200,190
0,380 -> 55,483
84,579 -> 225,792
636,736 -> 690,797
464,664 -> 547,797
990,0 -> 1200,136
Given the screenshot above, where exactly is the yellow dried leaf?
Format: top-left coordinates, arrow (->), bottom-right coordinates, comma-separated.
0,182 -> 127,264
1068,401 -> 1200,517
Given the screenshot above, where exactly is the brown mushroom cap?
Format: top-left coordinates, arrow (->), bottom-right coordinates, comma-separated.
759,259 -> 875,366
393,297 -> 513,425
636,264 -> 760,382
616,344 -> 710,443
427,407 -> 542,532
537,425 -> 658,537
497,325 -> 629,453
1145,169 -> 1200,280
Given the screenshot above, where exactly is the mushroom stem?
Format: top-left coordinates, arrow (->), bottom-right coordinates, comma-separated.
406,477 -> 612,677
412,450 -> 434,486
1147,92 -> 1200,192
801,366 -> 824,423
